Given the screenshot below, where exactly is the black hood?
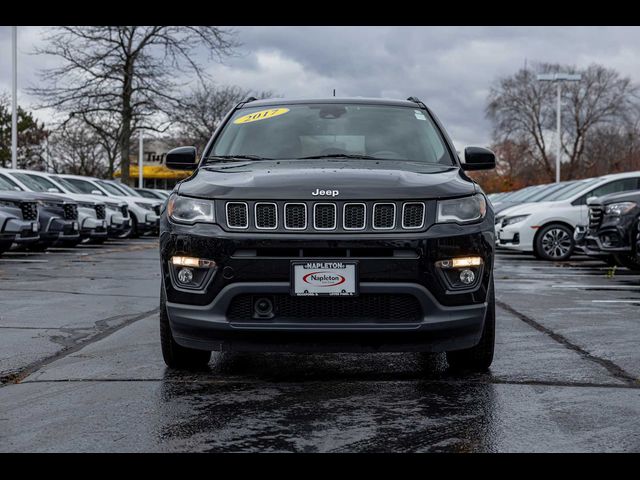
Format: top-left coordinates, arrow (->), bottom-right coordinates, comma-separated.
0,190 -> 74,203
178,160 -> 476,200
590,189 -> 640,206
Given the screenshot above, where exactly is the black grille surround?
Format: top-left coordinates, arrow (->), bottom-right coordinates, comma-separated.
20,202 -> 38,221
63,203 -> 78,220
95,204 -> 106,220
221,200 -> 433,233
588,205 -> 604,231
227,294 -> 422,323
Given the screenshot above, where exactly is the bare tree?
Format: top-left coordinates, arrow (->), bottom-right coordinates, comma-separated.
30,26 -> 238,185
486,63 -> 638,181
47,119 -> 109,177
170,83 -> 273,154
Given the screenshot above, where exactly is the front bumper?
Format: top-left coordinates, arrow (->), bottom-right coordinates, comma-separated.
0,219 -> 40,244
41,217 -> 80,241
161,217 -> 495,353
138,213 -> 160,234
81,217 -> 109,240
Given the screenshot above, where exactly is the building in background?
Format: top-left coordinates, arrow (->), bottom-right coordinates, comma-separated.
114,139 -> 192,190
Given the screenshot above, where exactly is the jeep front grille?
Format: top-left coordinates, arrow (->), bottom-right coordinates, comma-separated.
20,202 -> 38,221
95,204 -> 106,220
589,205 -> 604,230
63,204 -> 78,220
223,200 -> 431,233
226,202 -> 249,229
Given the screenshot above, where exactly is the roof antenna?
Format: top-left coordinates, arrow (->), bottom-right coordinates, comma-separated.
333,89 -> 336,97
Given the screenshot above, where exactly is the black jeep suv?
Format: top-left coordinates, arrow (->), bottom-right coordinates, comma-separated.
159,97 -> 496,372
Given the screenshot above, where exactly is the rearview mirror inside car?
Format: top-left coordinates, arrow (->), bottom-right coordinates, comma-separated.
166,146 -> 198,170
462,147 -> 496,171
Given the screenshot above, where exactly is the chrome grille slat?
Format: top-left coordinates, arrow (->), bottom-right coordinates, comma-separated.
373,203 -> 396,230
402,202 -> 425,229
588,206 -> 604,230
226,202 -> 249,229
284,203 -> 307,230
314,203 -> 337,230
255,202 -> 278,229
343,203 -> 366,230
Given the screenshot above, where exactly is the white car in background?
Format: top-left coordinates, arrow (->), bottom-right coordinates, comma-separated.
496,171 -> 640,260
60,175 -> 161,237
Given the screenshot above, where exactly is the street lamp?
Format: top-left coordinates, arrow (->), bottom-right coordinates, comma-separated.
536,72 -> 582,183
11,26 -> 17,169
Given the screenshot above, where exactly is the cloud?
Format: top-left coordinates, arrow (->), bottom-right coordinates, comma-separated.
3,26 -> 640,149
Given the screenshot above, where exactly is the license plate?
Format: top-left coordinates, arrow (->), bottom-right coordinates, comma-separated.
291,261 -> 358,296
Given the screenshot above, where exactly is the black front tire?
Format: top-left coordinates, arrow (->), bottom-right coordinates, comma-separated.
446,278 -> 495,373
160,286 -> 211,370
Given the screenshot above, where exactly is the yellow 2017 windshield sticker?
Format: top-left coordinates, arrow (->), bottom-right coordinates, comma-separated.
233,108 -> 290,124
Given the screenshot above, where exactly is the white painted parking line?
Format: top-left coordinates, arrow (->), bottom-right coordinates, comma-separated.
552,284 -> 640,289
0,259 -> 48,263
591,300 -> 640,303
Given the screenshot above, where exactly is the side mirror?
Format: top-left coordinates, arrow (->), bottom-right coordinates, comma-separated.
47,188 -> 59,193
462,147 -> 496,171
91,190 -> 104,196
166,146 -> 198,170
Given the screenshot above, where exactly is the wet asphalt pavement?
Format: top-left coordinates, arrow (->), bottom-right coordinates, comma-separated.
1,240 -> 639,452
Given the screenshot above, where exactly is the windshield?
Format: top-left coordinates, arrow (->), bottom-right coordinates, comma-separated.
50,175 -> 83,194
21,173 -> 65,193
111,182 -> 141,200
136,189 -> 160,199
65,178 -> 106,196
527,181 -> 577,202
544,179 -> 600,201
95,180 -> 127,196
0,173 -> 23,191
209,103 -> 454,165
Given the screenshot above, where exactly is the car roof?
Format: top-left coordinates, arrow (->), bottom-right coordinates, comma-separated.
239,97 -> 422,109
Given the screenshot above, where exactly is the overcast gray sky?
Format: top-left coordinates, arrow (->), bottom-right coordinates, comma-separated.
2,26 -> 640,148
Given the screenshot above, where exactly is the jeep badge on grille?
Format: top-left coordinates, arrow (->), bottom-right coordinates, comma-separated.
312,189 -> 339,197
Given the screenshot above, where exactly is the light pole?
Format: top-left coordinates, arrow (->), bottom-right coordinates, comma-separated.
11,26 -> 18,169
536,73 -> 582,183
138,130 -> 144,189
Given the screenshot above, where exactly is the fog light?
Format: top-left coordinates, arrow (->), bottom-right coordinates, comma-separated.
435,256 -> 483,269
177,268 -> 194,284
459,269 -> 475,285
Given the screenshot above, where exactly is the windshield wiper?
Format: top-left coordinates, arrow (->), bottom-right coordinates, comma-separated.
297,154 -> 381,160
202,155 -> 273,163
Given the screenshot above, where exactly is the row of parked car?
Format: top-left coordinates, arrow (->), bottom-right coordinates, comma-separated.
489,170 -> 640,270
0,168 -> 169,255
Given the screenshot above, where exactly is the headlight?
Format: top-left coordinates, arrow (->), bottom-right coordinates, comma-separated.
134,202 -> 154,211
0,200 -> 17,208
167,194 -> 215,225
502,214 -> 530,227
436,194 -> 487,224
106,203 -> 120,212
604,202 -> 636,216
78,202 -> 95,209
